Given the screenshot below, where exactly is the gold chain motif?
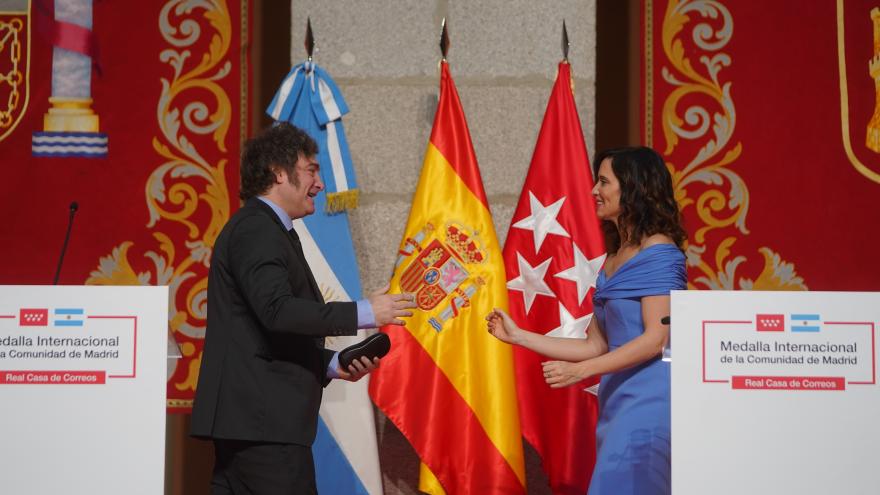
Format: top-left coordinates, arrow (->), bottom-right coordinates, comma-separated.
658,0 -> 807,290
0,18 -> 23,131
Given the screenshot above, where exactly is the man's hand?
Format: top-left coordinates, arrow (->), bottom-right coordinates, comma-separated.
337,356 -> 380,382
368,283 -> 416,326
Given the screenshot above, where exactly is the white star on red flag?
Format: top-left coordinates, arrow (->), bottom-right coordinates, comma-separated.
554,243 -> 607,305
506,253 -> 556,313
545,302 -> 593,339
511,191 -> 570,253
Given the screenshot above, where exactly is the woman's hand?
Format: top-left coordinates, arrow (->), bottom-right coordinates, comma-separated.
485,308 -> 525,345
542,360 -> 591,388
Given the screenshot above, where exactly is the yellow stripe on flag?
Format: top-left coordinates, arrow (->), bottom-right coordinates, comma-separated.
419,462 -> 446,495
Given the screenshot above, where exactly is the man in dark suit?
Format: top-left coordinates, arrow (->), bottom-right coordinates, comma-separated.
191,123 -> 414,494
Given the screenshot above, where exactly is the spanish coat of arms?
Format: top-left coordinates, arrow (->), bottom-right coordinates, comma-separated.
394,222 -> 487,332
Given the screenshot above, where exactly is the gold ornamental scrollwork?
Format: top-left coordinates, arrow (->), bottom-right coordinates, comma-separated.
656,0 -> 807,290
87,0 -> 236,407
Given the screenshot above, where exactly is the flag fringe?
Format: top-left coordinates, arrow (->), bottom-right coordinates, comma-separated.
325,189 -> 359,214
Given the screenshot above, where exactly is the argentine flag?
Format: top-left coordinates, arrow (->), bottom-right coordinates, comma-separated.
54,308 -> 84,327
791,313 -> 821,332
269,62 -> 381,494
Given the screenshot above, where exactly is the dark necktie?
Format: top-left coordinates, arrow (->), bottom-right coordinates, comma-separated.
287,227 -> 323,303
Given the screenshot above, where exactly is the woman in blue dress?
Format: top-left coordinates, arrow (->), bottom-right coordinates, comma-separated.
487,146 -> 687,494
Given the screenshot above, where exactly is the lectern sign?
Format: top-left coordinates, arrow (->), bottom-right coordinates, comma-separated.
0,286 -> 167,495
672,291 -> 880,495
1,305 -> 140,384
701,312 -> 875,390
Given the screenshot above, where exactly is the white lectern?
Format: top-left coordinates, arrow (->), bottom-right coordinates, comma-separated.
0,286 -> 169,495
671,290 -> 879,495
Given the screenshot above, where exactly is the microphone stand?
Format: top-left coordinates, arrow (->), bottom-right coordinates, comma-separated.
53,202 -> 78,285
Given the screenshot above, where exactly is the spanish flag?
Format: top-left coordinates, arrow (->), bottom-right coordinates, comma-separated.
369,61 -> 526,494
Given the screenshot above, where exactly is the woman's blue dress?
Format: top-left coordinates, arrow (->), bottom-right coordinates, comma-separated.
587,244 -> 686,495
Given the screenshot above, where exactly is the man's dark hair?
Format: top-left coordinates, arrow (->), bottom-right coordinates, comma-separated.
239,123 -> 319,200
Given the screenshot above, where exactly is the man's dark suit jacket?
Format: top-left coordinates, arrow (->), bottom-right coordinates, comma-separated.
191,198 -> 358,446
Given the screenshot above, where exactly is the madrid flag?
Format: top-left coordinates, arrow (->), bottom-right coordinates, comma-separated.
504,62 -> 605,494
369,61 -> 526,494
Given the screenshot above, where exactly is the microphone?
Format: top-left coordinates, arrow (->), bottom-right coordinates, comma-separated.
53,201 -> 79,285
661,315 -> 672,361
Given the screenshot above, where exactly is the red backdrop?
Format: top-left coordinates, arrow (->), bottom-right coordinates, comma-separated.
0,1 -> 249,412
643,0 -> 880,291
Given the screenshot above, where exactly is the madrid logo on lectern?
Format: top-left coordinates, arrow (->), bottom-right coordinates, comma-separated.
19,308 -> 48,326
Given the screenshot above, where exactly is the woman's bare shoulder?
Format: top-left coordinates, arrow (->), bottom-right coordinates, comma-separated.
641,233 -> 675,248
